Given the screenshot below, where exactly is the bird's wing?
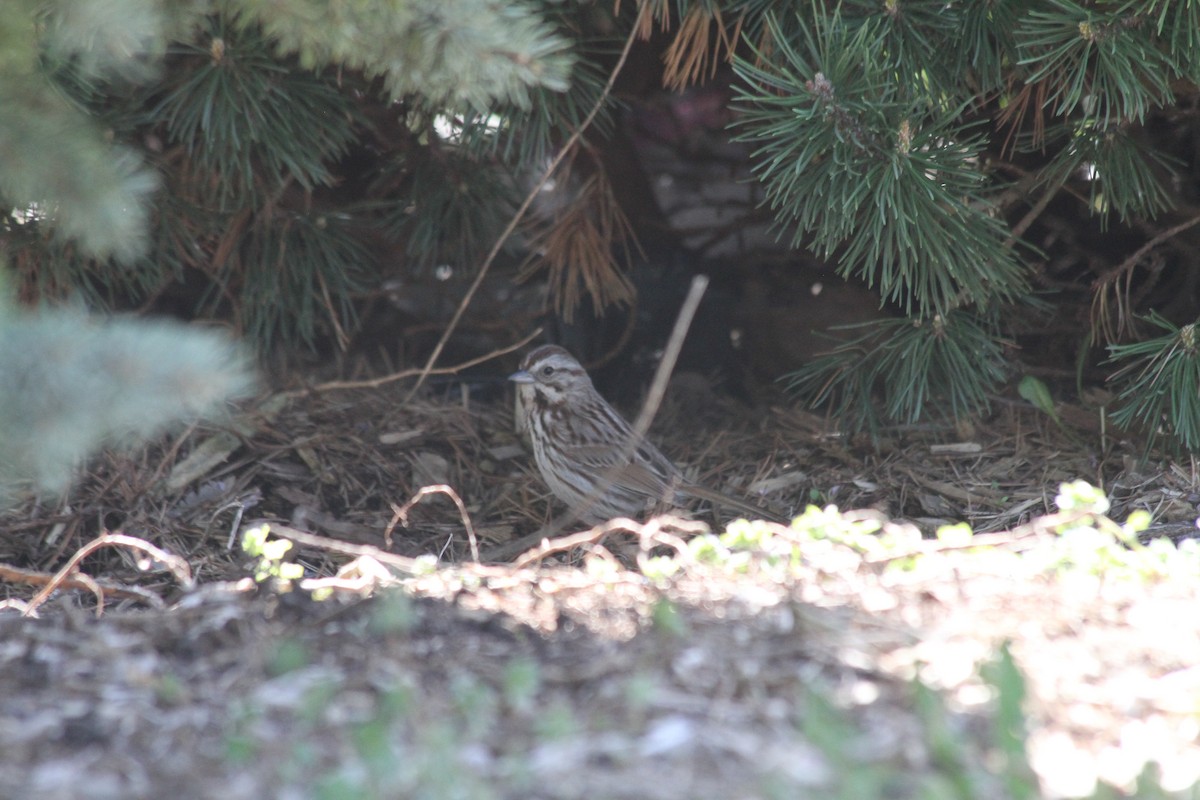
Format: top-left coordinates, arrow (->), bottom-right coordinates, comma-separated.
563,440 -> 679,495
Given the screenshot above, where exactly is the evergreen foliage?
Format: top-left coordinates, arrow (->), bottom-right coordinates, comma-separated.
380,150 -> 514,275
733,13 -> 1028,316
1107,312 -> 1200,454
229,0 -> 574,109
722,0 -> 1200,443
0,0 -> 577,501
0,302 -> 254,505
3,0 -> 1200,451
2,0 -> 579,346
152,19 -> 362,211
786,312 -> 1010,435
0,77 -> 159,263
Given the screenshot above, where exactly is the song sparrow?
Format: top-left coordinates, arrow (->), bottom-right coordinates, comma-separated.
509,344 -> 785,525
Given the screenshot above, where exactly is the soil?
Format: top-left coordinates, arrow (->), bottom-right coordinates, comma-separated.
0,372 -> 1198,799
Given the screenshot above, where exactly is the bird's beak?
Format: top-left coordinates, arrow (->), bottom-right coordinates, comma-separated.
509,369 -> 535,384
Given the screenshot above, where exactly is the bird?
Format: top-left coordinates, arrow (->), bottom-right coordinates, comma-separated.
508,344 -> 786,525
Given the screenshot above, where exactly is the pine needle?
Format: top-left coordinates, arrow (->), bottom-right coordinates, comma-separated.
519,166 -> 636,321
662,6 -> 742,90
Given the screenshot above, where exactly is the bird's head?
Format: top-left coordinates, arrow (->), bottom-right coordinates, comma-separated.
508,345 -> 593,407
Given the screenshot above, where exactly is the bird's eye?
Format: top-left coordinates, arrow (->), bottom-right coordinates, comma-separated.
540,365 -> 554,377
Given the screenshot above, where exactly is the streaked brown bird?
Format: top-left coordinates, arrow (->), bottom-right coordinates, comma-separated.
509,344 -> 785,525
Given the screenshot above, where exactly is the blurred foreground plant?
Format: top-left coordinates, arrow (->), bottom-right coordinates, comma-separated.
0,302 -> 254,506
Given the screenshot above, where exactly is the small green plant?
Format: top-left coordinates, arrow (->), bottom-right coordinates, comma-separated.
265,637 -> 311,676
1017,374 -> 1059,422
935,521 -> 974,547
1018,374 -> 1086,445
650,597 -> 689,638
911,676 -> 981,799
979,643 -> 1040,800
1028,481 -> 1199,582
241,523 -> 305,584
1054,478 -> 1113,520
368,590 -> 420,636
449,672 -> 499,740
532,699 -> 580,741
686,506 -> 888,577
675,480 -> 1195,587
501,658 -> 541,714
223,734 -> 257,767
787,504 -> 889,552
795,641 -> 1190,800
798,684 -> 892,800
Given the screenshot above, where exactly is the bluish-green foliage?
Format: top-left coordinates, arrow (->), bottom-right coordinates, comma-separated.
2,0 -> 581,347
0,304 -> 254,503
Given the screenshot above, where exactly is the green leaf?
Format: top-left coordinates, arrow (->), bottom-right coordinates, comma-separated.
1017,375 -> 1058,418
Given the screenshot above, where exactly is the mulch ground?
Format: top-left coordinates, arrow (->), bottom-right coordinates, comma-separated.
0,369 -> 1198,798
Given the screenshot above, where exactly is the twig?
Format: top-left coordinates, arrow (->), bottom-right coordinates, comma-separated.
0,598 -> 34,615
1096,213 -> 1200,288
1090,213 -> 1200,344
387,484 -> 480,562
316,270 -> 351,352
862,529 -> 1041,565
305,329 -> 542,393
500,522 -> 622,566
401,7 -> 649,404
504,513 -> 710,567
261,522 -> 425,573
628,275 -> 708,443
22,533 -> 194,617
1005,180 -> 1059,247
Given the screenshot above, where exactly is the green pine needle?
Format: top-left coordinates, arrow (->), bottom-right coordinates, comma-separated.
1107,312 -> 1200,453
153,21 -> 360,210
1017,2 -> 1179,126
786,312 -> 1009,435
232,211 -> 376,350
380,151 -> 515,274
733,12 -> 1028,316
228,0 -> 575,110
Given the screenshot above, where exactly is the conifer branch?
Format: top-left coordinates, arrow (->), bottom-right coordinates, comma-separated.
0,309 -> 254,504
1090,214 -> 1200,346
519,164 -> 637,321
402,6 -> 648,402
662,6 -> 742,90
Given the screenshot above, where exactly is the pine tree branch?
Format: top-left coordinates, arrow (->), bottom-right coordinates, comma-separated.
1090,213 -> 1200,345
402,5 -> 648,402
227,0 -> 574,109
518,162 -> 637,321
306,329 -> 542,393
0,309 -> 255,503
662,5 -> 742,90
